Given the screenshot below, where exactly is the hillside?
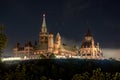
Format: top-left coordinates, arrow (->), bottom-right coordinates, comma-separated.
0,59 -> 120,80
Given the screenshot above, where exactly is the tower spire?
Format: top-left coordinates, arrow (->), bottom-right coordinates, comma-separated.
56,32 -> 61,43
56,32 -> 60,37
85,21 -> 91,36
41,14 -> 47,33
85,28 -> 91,36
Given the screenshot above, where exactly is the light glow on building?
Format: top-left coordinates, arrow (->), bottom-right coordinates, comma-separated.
13,14 -> 103,59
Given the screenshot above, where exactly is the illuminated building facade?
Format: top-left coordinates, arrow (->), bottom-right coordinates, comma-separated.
13,14 -> 103,59
13,14 -> 71,58
79,29 -> 103,59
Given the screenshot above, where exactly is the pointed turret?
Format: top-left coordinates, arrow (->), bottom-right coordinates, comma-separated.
54,32 -> 61,54
56,32 -> 60,39
55,32 -> 61,46
41,14 -> 47,33
56,32 -> 61,42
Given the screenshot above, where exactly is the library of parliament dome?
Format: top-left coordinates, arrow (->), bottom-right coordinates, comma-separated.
13,14 -> 103,59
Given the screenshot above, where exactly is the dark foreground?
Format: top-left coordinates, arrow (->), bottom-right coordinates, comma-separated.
0,59 -> 120,80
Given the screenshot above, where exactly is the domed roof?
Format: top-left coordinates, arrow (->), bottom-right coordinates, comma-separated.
81,41 -> 92,48
80,28 -> 93,48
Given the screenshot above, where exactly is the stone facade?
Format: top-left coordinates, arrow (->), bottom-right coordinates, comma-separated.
13,14 -> 64,58
13,14 -> 103,59
79,29 -> 103,59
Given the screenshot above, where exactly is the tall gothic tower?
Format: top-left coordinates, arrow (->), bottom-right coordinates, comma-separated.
39,14 -> 49,44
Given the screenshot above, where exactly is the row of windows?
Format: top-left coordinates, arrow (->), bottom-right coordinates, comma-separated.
34,51 -> 46,54
80,54 -> 101,56
80,50 -> 101,54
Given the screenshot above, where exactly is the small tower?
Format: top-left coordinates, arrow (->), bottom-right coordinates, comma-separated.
24,41 -> 33,54
55,32 -> 61,46
13,42 -> 20,52
13,42 -> 20,56
54,32 -> 61,54
39,14 -> 49,44
48,33 -> 54,52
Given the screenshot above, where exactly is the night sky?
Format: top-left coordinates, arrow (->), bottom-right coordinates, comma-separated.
0,0 -> 120,58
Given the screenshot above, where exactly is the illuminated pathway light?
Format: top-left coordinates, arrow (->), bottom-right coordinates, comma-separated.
1,57 -> 23,62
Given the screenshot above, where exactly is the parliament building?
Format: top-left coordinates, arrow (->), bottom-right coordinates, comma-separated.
13,14 -> 103,59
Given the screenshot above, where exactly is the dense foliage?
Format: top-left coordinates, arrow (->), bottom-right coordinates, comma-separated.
0,25 -> 7,58
0,59 -> 120,80
0,33 -> 7,51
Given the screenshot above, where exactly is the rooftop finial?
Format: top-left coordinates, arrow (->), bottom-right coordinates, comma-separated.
85,28 -> 91,36
43,14 -> 45,17
85,21 -> 91,36
57,32 -> 60,37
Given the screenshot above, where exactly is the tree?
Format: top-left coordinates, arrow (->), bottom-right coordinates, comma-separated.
112,72 -> 120,80
90,68 -> 105,80
49,53 -> 56,59
40,76 -> 47,80
39,54 -> 47,59
0,24 -> 7,58
72,72 -> 89,80
72,74 -> 84,80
